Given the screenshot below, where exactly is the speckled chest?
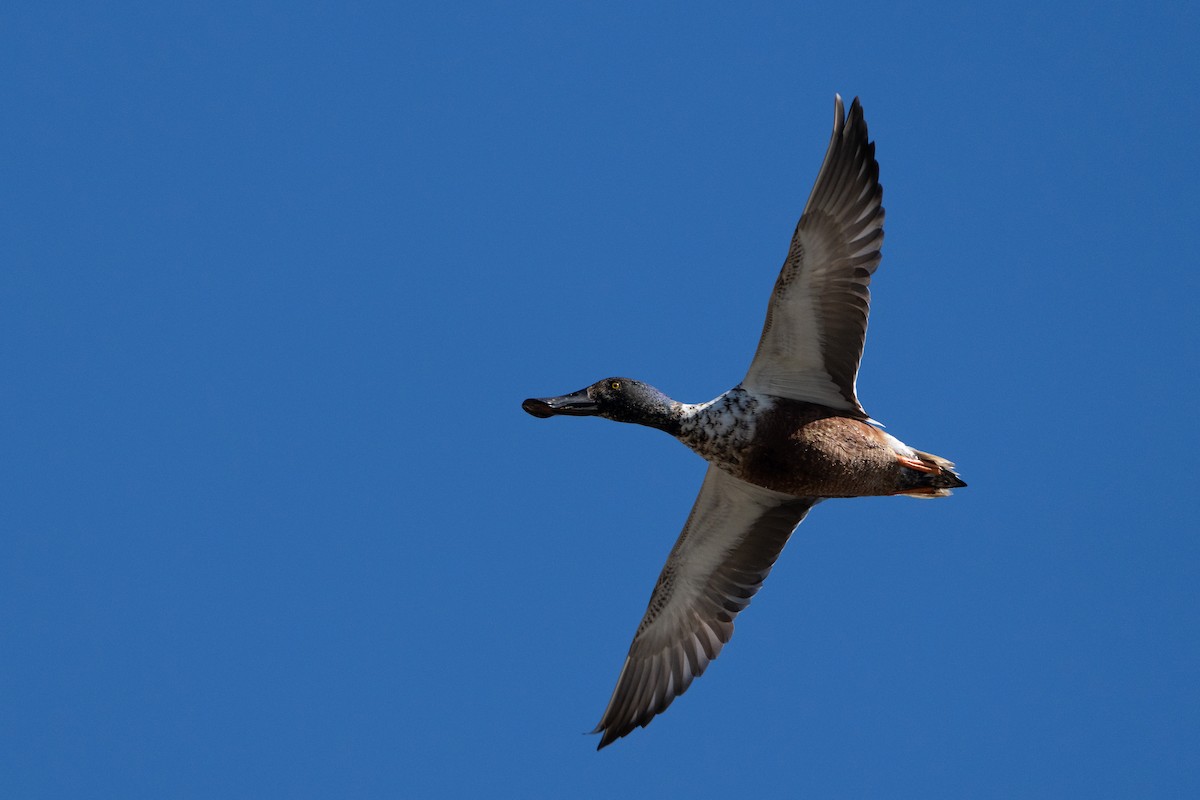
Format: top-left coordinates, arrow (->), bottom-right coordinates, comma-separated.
679,395 -> 899,498
675,387 -> 764,469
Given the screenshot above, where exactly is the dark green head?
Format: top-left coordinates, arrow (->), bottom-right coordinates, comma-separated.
522,377 -> 680,431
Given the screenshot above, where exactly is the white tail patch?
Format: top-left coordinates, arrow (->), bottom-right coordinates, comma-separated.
898,488 -> 954,499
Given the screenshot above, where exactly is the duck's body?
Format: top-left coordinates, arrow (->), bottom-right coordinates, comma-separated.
675,388 -> 961,498
522,95 -> 966,749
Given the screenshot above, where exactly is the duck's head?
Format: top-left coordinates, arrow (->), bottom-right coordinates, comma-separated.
522,378 -> 679,430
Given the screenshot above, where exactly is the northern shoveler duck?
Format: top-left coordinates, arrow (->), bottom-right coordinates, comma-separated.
522,95 -> 965,749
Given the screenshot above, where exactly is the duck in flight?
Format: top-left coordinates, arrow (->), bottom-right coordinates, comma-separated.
522,95 -> 966,749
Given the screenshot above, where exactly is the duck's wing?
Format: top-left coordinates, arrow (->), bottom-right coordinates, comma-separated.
592,466 -> 817,749
743,95 -> 884,417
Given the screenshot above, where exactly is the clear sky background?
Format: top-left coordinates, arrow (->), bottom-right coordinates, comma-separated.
3,2 -> 1198,797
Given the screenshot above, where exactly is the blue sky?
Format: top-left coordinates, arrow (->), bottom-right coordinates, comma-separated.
3,1 -> 1198,797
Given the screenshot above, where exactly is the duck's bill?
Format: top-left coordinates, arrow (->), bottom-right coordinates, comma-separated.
522,388 -> 598,418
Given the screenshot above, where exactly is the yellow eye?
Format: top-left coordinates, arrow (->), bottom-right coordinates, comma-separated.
610,381 -> 621,390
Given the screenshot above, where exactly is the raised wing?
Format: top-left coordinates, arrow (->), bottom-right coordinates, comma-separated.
743,95 -> 884,417
592,466 -> 817,748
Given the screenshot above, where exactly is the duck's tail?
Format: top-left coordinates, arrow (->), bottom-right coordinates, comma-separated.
895,450 -> 967,499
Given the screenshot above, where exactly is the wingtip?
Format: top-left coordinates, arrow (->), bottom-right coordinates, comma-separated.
589,717 -> 621,749
832,94 -> 868,133
846,96 -> 865,129
592,726 -> 619,750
